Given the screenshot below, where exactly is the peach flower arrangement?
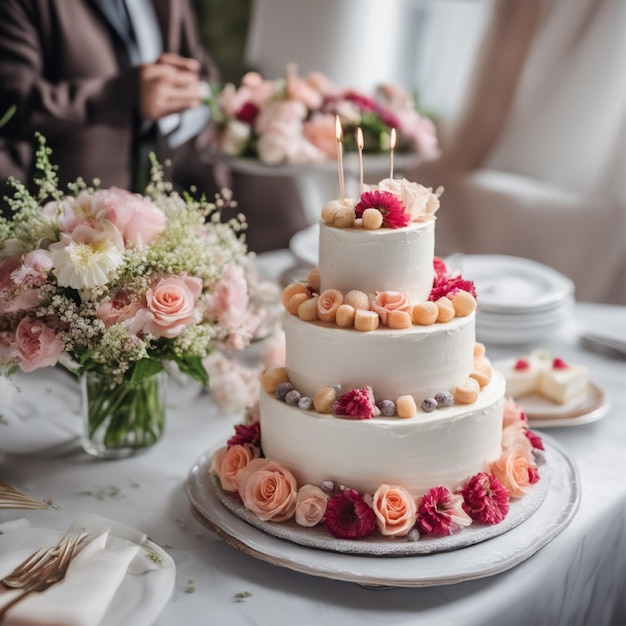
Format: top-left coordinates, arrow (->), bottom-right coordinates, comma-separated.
210,63 -> 438,166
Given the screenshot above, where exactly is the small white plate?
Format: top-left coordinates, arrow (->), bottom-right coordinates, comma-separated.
0,527 -> 175,626
512,381 -> 609,428
289,223 -> 319,267
459,255 -> 575,313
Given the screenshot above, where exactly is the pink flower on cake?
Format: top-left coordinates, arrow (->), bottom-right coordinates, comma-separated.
371,291 -> 411,326
433,257 -> 448,284
374,178 -> 440,222
490,449 -> 534,498
459,472 -> 510,525
295,484 -> 329,527
13,317 -> 64,372
430,278 -> 477,302
502,397 -> 528,428
416,486 -> 472,536
333,386 -> 377,419
239,458 -> 298,522
526,428 -> 544,451
501,422 -> 534,463
227,422 -> 261,449
144,274 -> 203,339
354,190 -> 409,229
323,488 -> 377,539
218,443 -> 261,493
372,484 -> 417,537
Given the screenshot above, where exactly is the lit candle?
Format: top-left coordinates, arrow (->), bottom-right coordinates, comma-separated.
389,127 -> 397,180
335,115 -> 345,202
356,127 -> 364,194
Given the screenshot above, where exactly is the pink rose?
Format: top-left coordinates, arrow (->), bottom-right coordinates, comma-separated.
295,484 -> 329,527
218,443 -> 260,492
302,114 -> 337,158
238,458 -> 298,522
490,449 -> 533,499
502,397 -> 527,428
501,422 -> 534,463
14,317 -> 64,372
285,63 -> 324,110
92,187 -> 166,246
96,289 -> 148,335
144,274 -> 203,338
372,484 -> 417,537
371,291 -> 411,326
205,264 -> 249,331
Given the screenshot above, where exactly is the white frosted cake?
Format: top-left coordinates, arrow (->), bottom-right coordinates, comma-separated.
212,178 -> 544,542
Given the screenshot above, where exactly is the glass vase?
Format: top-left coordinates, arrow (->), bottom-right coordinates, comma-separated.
81,369 -> 167,459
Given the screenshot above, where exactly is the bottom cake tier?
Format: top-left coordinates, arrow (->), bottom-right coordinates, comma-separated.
259,372 -> 506,499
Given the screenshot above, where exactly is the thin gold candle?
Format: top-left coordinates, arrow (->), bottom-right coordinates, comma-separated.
389,127 -> 397,180
335,115 -> 345,202
356,127 -> 364,194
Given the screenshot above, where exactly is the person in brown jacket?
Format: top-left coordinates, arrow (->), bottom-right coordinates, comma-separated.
0,0 -> 221,211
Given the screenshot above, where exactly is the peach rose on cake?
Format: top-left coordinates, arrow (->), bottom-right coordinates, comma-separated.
502,397 -> 528,428
144,274 -> 203,339
239,458 -> 298,522
295,484 -> 329,527
370,291 -> 411,326
373,178 -> 440,221
490,449 -> 534,498
217,443 -> 261,492
372,484 -> 417,537
501,422 -> 534,464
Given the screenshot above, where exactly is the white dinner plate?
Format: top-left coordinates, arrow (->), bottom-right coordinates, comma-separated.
0,527 -> 175,626
289,223 -> 319,267
508,380 -> 609,428
187,436 -> 579,587
459,255 -> 575,313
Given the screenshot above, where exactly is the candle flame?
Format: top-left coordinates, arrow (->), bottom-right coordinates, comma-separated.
390,128 -> 397,150
335,115 -> 343,142
356,127 -> 364,150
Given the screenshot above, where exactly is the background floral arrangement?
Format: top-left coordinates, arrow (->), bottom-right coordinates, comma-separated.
0,134 -> 263,389
210,63 -> 439,165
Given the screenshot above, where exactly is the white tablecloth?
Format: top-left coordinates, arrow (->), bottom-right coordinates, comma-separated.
1,251 -> 625,626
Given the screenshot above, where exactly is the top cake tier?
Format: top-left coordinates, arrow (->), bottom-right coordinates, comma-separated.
319,220 -> 435,304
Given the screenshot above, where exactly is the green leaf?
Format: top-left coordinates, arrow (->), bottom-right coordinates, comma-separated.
0,105 -> 16,128
129,359 -> 164,384
174,354 -> 209,387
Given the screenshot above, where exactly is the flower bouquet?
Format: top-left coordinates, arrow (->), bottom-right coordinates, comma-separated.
0,134 -> 263,457
209,63 -> 438,166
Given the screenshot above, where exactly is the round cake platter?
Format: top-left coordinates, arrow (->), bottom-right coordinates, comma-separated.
186,434 -> 580,587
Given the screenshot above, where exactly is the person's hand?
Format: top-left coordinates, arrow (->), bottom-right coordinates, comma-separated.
138,53 -> 204,121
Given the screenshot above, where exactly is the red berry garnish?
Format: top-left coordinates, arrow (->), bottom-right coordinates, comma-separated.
552,357 -> 568,370
514,358 -> 530,371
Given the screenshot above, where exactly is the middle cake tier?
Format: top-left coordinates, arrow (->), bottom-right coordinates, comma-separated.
284,311 -> 476,401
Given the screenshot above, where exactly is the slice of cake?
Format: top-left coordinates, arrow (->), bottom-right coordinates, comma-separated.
500,350 -> 588,404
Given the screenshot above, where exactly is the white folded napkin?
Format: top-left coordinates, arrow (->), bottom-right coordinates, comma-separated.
0,514 -> 169,626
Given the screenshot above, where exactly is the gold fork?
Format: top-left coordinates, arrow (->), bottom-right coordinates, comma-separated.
0,532 -> 89,621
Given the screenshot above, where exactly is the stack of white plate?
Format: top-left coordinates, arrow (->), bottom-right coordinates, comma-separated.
456,255 -> 576,345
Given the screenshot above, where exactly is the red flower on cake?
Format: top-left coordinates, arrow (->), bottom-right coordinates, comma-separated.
227,422 -> 261,449
323,488 -> 377,539
333,386 -> 377,419
416,486 -> 472,536
528,467 -> 541,484
354,191 -> 410,229
433,257 -> 448,284
459,472 -> 510,525
429,277 -> 477,302
525,428 -> 544,451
